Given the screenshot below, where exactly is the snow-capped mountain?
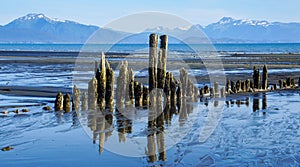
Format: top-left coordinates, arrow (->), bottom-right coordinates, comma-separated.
0,14 -> 300,43
204,17 -> 300,43
215,17 -> 272,27
0,13 -> 99,43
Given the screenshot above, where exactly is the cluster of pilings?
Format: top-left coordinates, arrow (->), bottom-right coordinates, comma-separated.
278,77 -> 297,89
54,34 -> 300,113
225,65 -> 269,94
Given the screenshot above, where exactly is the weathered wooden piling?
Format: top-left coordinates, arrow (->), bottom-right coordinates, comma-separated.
54,92 -> 64,111
273,84 -> 277,90
116,61 -> 128,108
157,35 -> 167,90
180,68 -> 188,97
199,88 -> 204,97
96,52 -> 107,109
63,93 -> 71,112
170,73 -> 177,107
262,65 -> 268,90
283,80 -> 287,88
291,78 -> 295,88
236,80 -> 241,92
231,81 -> 236,93
149,34 -> 158,92
279,79 -> 283,89
88,77 -> 98,110
176,81 -> 182,108
128,68 -> 135,104
286,77 -> 291,87
81,92 -> 87,111
164,72 -> 171,104
241,81 -> 246,92
253,66 -> 260,89
143,86 -> 149,106
204,85 -> 210,95
134,81 -> 143,107
72,85 -> 81,111
226,80 -> 231,94
105,60 -> 114,108
246,79 -> 251,92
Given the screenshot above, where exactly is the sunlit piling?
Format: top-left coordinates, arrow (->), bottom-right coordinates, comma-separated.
72,85 -> 81,111
226,80 -> 231,94
105,60 -> 114,108
88,77 -> 98,110
116,61 -> 128,109
54,92 -> 64,111
236,80 -> 241,92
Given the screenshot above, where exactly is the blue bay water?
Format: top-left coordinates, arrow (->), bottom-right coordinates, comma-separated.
0,43 -> 299,54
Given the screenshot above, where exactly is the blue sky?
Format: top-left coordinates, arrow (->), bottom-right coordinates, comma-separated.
1,0 -> 299,26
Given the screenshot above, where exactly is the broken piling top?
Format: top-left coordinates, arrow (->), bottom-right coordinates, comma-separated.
96,52 -> 107,108
262,64 -> 268,90
157,36 -> 168,89
160,35 -> 168,50
263,64 -> 268,73
149,34 -> 159,48
100,52 -> 106,74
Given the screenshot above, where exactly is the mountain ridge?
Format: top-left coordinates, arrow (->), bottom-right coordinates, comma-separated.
0,14 -> 300,43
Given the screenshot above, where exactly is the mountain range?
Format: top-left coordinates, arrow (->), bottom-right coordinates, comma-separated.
0,13 -> 300,43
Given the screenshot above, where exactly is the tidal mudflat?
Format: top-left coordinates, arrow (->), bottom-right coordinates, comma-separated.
0,49 -> 300,166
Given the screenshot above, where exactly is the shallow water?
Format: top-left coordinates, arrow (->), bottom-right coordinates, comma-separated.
1,90 -> 300,166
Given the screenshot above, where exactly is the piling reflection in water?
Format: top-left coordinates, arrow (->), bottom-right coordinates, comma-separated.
224,94 -> 267,113
80,92 -> 270,165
